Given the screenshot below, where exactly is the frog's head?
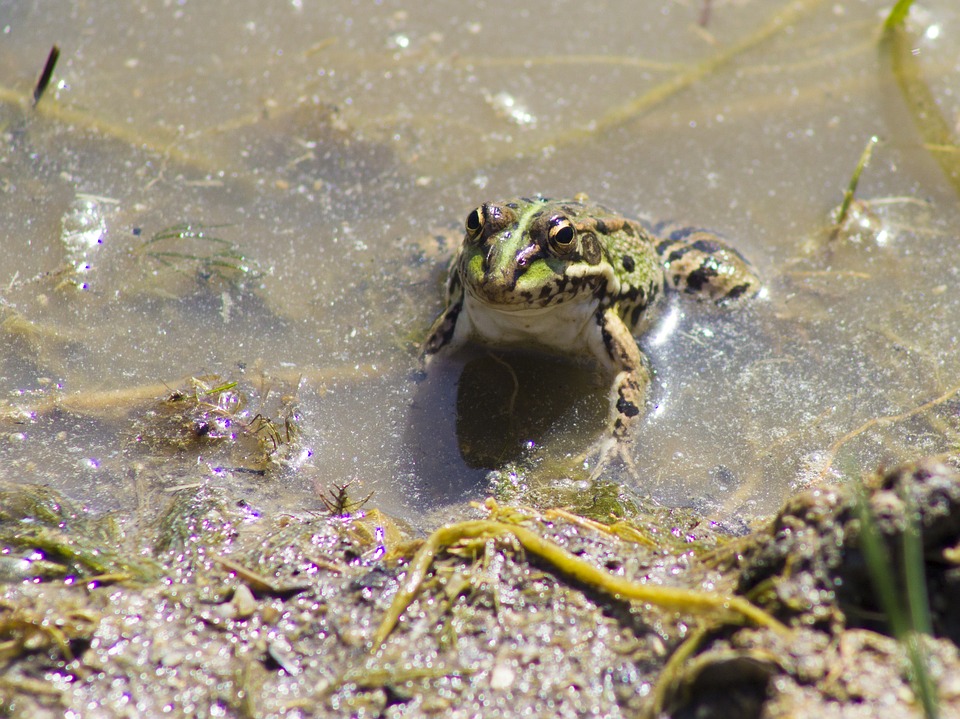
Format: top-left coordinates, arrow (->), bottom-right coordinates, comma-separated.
457,197 -> 607,309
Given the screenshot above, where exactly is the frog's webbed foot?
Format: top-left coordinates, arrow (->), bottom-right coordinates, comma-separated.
581,434 -> 638,481
655,228 -> 761,303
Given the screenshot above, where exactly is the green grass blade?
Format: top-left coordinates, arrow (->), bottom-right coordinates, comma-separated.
880,1 -> 960,198
883,0 -> 914,32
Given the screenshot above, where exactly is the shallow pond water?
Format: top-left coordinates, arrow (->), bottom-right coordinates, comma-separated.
1,0 -> 959,528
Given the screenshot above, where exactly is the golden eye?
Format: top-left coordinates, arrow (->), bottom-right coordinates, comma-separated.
465,207 -> 484,238
548,217 -> 576,253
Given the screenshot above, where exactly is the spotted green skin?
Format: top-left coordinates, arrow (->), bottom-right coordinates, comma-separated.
424,195 -> 760,469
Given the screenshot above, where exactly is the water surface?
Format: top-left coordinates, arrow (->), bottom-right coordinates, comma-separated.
1,0 -> 958,527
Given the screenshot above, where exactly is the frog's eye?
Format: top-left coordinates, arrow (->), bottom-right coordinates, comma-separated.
465,207 -> 484,238
547,217 -> 577,254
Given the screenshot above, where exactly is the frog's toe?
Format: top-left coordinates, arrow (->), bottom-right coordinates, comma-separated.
583,437 -> 637,480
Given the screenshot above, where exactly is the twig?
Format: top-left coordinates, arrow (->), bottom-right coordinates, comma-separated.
32,45 -> 60,106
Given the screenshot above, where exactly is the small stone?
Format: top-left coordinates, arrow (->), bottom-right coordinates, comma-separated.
231,584 -> 258,619
490,663 -> 515,690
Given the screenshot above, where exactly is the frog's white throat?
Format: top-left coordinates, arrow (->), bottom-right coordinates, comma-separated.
457,291 -> 602,355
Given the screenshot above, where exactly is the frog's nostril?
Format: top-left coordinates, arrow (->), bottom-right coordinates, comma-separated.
483,246 -> 495,271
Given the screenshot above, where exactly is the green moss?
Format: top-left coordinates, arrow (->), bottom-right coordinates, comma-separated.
0,483 -> 160,582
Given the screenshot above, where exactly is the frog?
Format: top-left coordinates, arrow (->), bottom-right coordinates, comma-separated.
423,193 -> 760,472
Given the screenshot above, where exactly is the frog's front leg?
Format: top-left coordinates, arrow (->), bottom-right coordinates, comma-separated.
586,306 -> 652,472
423,269 -> 466,359
423,300 -> 462,357
655,229 -> 760,303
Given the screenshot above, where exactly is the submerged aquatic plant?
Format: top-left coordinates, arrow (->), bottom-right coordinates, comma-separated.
136,223 -> 262,287
881,0 -> 960,199
0,483 -> 160,583
131,375 -> 301,470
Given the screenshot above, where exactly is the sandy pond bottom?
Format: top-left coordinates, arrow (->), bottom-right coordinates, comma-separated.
1,457 -> 959,718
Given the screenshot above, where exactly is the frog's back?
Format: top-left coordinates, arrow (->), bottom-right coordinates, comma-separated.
561,200 -> 665,333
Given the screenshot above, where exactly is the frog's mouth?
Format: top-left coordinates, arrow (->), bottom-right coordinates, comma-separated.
467,269 -> 530,307
466,289 -> 559,316
465,271 -> 589,312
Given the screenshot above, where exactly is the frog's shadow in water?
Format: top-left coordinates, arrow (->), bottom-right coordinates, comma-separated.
401,347 -> 608,507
